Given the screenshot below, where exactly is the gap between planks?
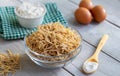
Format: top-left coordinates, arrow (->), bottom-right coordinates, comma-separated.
67,0 -> 120,63
83,39 -> 120,63
63,67 -> 75,76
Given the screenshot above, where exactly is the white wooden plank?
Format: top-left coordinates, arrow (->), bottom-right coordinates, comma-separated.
65,41 -> 120,76
64,64 -> 85,76
0,0 -> 15,6
69,0 -> 120,27
0,39 -> 72,76
1,0 -> 120,76
36,0 -> 78,15
65,64 -> 107,76
64,11 -> 120,61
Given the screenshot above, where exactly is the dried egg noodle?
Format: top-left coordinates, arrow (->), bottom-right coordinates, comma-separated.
0,50 -> 20,76
26,22 -> 81,56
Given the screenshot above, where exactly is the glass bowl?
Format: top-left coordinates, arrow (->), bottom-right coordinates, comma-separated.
24,28 -> 82,69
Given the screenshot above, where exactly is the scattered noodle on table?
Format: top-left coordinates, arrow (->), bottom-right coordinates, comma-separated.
0,49 -> 20,76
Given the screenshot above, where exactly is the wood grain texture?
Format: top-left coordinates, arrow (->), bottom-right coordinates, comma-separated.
69,0 -> 120,27
65,14 -> 120,61
0,0 -> 120,76
65,41 -> 120,76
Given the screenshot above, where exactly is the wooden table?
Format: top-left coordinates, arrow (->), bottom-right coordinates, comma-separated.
0,0 -> 120,76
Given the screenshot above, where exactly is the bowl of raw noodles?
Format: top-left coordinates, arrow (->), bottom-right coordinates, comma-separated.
24,22 -> 82,69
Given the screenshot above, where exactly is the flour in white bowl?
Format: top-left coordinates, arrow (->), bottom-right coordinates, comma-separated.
16,2 -> 45,18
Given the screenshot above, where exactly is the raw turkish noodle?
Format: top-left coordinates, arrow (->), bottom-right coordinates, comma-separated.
26,22 -> 81,56
0,50 -> 20,76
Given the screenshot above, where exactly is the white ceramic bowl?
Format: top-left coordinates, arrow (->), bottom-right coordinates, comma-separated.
14,3 -> 46,28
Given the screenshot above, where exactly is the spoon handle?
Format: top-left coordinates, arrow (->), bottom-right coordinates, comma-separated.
93,34 -> 109,58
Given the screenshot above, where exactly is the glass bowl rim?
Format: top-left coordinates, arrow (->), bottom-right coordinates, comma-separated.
25,46 -> 82,63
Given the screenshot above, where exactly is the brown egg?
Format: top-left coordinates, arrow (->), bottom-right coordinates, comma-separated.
79,0 -> 93,10
75,7 -> 92,25
91,5 -> 106,22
